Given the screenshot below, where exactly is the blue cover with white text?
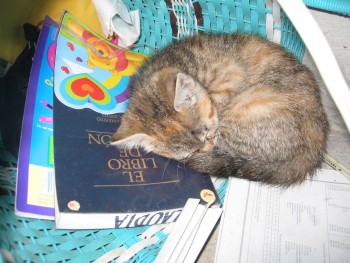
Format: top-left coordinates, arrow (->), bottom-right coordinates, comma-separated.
16,17 -> 57,219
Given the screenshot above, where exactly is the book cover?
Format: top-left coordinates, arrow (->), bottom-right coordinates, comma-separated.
15,17 -> 58,219
53,12 -> 219,229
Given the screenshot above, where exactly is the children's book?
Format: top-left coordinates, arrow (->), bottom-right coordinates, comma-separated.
53,12 -> 219,229
15,17 -> 58,219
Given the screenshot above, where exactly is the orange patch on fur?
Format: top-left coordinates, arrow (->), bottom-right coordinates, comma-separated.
208,105 -> 215,119
165,122 -> 180,135
226,86 -> 287,121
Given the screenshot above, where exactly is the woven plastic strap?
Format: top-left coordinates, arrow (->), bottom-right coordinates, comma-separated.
0,192 -> 163,262
265,0 -> 281,43
171,0 -> 199,38
304,0 -> 350,16
197,0 -> 267,35
125,0 -> 305,60
280,10 -> 305,61
123,0 -> 174,53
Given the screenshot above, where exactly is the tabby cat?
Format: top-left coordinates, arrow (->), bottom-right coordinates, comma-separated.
111,33 -> 329,186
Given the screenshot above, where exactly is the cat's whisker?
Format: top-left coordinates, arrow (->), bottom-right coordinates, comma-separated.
161,158 -> 171,181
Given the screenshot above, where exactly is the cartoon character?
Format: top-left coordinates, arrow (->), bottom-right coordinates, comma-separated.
56,17 -> 146,114
67,19 -> 145,78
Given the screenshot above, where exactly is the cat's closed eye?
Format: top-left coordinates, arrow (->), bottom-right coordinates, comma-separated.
190,128 -> 204,140
190,124 -> 215,143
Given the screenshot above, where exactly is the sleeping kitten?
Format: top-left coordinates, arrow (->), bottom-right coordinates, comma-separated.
111,34 -> 329,186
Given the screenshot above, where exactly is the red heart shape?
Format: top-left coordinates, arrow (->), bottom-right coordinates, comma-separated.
71,77 -> 105,101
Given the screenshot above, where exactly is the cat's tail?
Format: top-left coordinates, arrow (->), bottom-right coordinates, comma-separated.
186,150 -> 323,186
233,154 -> 322,186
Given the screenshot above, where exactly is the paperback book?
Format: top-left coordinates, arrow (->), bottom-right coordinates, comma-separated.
53,12 -> 219,229
15,17 -> 58,219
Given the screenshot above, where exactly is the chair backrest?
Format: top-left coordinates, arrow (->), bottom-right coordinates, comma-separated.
123,0 -> 305,60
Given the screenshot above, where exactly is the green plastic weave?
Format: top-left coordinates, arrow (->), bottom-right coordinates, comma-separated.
1,0 -> 306,262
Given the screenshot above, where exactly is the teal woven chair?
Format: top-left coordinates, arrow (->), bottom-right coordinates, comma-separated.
304,0 -> 350,16
1,0 -> 349,262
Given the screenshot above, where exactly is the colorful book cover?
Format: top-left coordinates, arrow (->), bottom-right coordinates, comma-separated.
53,12 -> 219,229
15,17 -> 58,219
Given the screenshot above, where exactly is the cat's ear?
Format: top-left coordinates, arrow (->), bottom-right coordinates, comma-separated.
174,73 -> 201,112
111,131 -> 155,152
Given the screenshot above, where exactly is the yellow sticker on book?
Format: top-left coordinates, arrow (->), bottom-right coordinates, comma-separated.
200,189 -> 216,203
67,200 -> 80,211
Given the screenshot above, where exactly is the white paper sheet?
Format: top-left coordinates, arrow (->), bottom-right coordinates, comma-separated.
156,198 -> 222,263
215,169 -> 350,263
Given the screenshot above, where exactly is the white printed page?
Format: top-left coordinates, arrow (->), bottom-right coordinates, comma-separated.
215,169 -> 350,263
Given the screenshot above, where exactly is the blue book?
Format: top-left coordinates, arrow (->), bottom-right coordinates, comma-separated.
15,17 -> 57,219
53,12 -> 219,229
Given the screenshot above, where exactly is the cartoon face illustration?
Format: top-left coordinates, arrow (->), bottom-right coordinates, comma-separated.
87,39 -> 117,71
87,39 -> 145,77
56,17 -> 147,114
67,19 -> 145,77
